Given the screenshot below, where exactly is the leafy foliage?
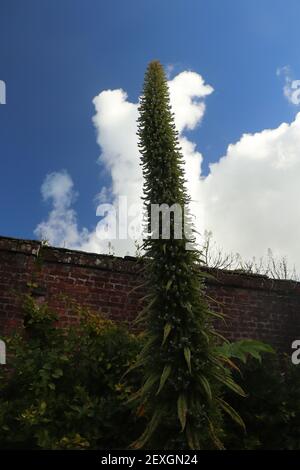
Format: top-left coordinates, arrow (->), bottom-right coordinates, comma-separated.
216,339 -> 275,364
0,295 -> 293,450
0,297 -> 143,449
224,355 -> 300,450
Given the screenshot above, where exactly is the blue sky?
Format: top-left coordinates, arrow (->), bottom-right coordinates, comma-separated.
0,0 -> 300,264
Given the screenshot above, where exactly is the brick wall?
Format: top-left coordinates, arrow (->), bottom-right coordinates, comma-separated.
0,235 -> 299,351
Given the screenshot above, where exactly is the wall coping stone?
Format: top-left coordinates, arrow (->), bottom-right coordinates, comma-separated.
1,235 -> 299,295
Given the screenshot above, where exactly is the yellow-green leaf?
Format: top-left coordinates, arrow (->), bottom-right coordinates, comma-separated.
184,347 -> 192,374
214,371 -> 246,397
156,365 -> 171,395
131,409 -> 162,449
208,418 -> 225,449
141,374 -> 160,395
217,354 -> 240,372
186,423 -> 200,450
198,374 -> 212,401
217,398 -> 246,431
162,323 -> 172,346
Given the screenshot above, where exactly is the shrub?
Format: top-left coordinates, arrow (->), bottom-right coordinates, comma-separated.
1,295 -> 299,450
0,296 -> 144,450
223,355 -> 300,450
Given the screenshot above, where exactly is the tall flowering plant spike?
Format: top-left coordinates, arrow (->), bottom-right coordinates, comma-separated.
132,61 -> 244,450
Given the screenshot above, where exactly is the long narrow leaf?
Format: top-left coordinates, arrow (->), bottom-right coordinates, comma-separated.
184,347 -> 192,374
214,371 -> 246,397
162,323 -> 172,346
197,374 -> 212,401
217,398 -> 246,431
131,409 -> 162,449
177,394 -> 188,431
156,365 -> 171,395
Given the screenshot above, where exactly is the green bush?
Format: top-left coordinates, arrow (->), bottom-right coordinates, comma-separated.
224,355 -> 300,450
1,295 -> 300,450
0,296 -> 144,449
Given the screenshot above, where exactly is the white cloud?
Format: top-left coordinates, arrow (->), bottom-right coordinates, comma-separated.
198,113 -> 300,268
35,68 -> 300,271
34,171 -> 89,248
40,171 -> 75,209
168,71 -> 213,132
35,70 -> 212,256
